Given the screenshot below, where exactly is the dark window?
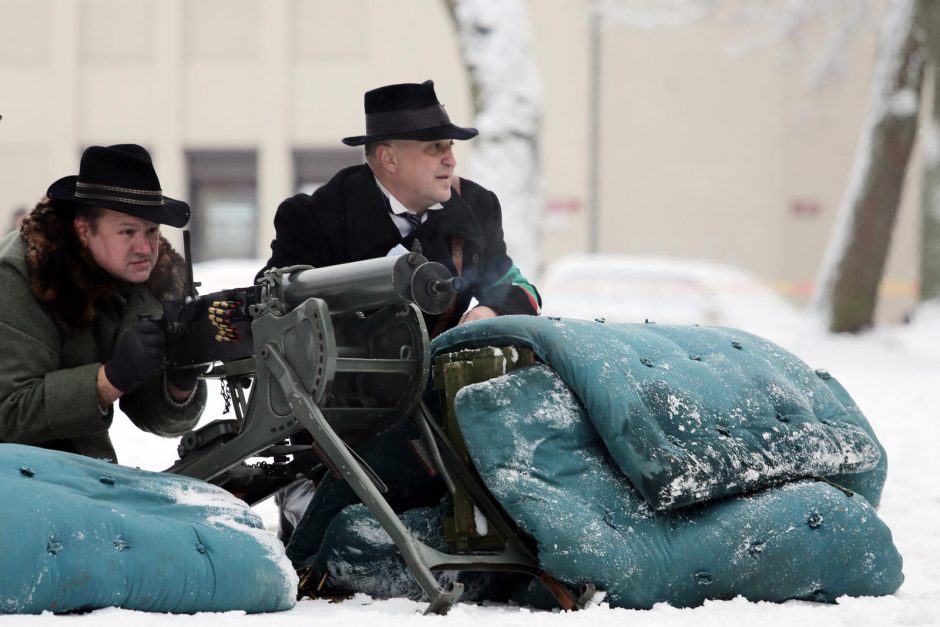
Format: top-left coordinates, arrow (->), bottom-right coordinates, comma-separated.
187,150 -> 257,262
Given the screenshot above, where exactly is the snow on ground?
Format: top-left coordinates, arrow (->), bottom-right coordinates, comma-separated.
3,256 -> 938,626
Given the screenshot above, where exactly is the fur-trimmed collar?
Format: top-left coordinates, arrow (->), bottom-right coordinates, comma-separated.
20,201 -> 187,334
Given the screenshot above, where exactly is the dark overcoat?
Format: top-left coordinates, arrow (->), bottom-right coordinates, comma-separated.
260,165 -> 540,335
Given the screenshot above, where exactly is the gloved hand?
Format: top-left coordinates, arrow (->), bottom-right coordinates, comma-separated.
104,319 -> 166,393
166,366 -> 202,392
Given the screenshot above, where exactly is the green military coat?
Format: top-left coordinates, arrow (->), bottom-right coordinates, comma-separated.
0,230 -> 205,462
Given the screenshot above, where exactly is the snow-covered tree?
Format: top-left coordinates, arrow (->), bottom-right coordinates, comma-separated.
443,0 -> 544,276
812,0 -> 928,332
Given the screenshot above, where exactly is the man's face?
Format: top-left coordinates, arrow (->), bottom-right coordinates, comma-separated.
384,139 -> 457,211
75,209 -> 160,283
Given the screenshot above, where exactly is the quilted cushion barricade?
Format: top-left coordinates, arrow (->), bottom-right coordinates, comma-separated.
289,362 -> 901,609
453,364 -> 903,608
431,316 -> 885,510
0,444 -> 297,614
287,318 -> 901,608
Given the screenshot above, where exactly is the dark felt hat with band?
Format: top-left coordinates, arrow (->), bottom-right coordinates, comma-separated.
342,80 -> 478,146
47,144 -> 191,228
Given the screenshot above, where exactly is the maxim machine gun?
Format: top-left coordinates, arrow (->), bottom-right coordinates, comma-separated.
162,250 -> 587,615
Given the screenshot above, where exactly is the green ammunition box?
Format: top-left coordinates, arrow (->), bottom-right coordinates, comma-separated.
432,346 -> 537,551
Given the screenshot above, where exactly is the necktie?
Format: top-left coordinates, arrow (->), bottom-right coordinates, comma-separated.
381,190 -> 423,236
401,211 -> 422,234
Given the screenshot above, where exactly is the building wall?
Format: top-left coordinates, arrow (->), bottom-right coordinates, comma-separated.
0,0 -> 472,257
0,0 -> 922,321
585,1 -> 921,321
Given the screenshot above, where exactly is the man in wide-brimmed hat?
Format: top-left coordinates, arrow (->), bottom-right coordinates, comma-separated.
260,80 -> 540,334
0,144 -> 206,463
258,80 -> 541,543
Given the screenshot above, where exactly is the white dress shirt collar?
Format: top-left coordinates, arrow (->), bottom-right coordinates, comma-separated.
374,178 -> 443,238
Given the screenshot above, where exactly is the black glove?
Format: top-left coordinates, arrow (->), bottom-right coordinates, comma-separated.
166,366 -> 202,392
104,319 -> 166,393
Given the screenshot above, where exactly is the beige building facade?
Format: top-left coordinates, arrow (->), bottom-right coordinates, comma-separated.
0,0 -> 922,321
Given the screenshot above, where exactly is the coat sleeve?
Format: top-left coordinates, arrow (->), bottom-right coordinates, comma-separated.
119,375 -> 206,437
469,187 -> 542,316
0,263 -> 113,444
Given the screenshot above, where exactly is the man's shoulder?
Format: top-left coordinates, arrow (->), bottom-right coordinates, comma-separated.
454,177 -> 492,198
0,230 -> 29,279
0,231 -> 46,323
451,177 -> 499,216
454,177 -> 499,207
279,164 -> 371,214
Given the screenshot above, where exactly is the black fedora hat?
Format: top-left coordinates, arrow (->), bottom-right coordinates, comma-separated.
47,144 -> 190,228
342,80 -> 479,146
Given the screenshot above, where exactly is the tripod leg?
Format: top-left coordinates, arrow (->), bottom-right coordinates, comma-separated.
262,342 -> 463,615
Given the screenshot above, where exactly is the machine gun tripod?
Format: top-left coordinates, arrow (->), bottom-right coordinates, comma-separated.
162,253 -> 589,614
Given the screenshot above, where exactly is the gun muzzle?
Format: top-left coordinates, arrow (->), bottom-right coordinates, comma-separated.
411,262 -> 466,314
428,276 -> 467,296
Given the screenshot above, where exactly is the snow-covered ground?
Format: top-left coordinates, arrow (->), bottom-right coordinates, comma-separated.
4,256 -> 938,626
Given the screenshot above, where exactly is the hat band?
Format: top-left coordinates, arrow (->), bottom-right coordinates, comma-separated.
74,181 -> 165,207
365,104 -> 452,137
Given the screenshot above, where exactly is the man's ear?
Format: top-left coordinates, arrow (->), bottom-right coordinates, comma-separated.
376,143 -> 397,173
73,216 -> 89,246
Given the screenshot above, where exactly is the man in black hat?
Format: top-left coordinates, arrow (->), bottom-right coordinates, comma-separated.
260,80 -> 541,337
0,144 -> 207,463
259,80 -> 541,542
